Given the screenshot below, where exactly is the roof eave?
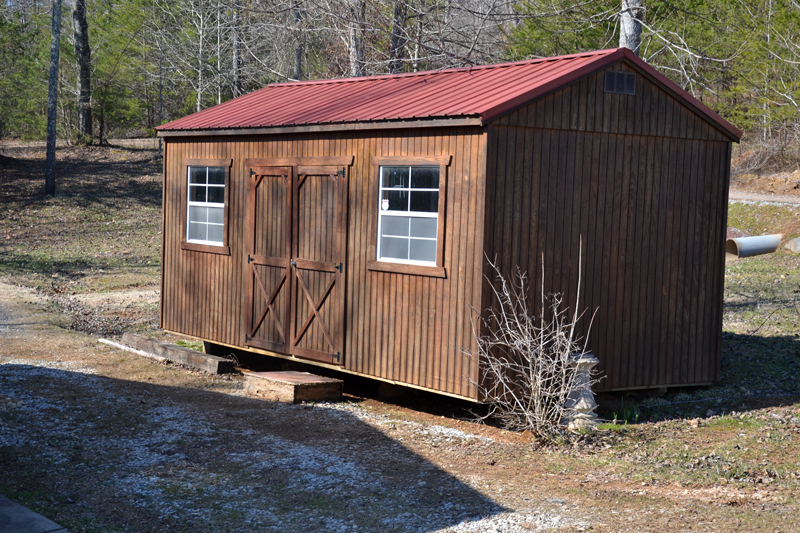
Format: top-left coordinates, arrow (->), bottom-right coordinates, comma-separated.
156,116 -> 484,137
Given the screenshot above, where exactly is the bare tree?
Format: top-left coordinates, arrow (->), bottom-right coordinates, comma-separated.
45,0 -> 62,197
619,0 -> 643,55
73,0 -> 92,143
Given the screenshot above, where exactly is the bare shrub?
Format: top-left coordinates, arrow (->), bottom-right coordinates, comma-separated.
732,129 -> 800,177
469,252 -> 597,438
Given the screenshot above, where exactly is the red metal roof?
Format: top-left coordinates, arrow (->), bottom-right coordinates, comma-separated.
157,48 -> 741,140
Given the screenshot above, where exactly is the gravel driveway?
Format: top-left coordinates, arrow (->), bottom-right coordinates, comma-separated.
0,282 -> 576,533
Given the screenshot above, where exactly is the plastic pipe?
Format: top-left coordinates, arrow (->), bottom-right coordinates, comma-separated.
725,234 -> 783,260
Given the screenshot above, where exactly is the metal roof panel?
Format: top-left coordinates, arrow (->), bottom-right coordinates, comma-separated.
157,48 -> 741,140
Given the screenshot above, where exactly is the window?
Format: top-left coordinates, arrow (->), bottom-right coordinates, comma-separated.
367,155 -> 450,277
378,166 -> 439,264
604,71 -> 636,95
181,158 -> 231,254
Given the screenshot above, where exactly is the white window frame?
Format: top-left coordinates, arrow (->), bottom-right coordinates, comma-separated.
376,165 -> 440,266
186,165 -> 226,246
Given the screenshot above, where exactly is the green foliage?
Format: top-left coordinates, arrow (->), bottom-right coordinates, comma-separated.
506,0 -> 800,149
0,13 -> 49,138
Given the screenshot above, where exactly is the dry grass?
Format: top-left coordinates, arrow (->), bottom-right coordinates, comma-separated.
1,141 -> 800,532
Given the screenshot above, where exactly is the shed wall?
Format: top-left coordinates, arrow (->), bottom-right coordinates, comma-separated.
162,128 -> 486,399
484,64 -> 732,391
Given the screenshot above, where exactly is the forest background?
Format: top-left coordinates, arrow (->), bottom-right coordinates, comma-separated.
1,0 -> 799,175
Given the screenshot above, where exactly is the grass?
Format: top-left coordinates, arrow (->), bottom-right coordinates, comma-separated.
0,143 -> 162,293
3,143 -> 800,531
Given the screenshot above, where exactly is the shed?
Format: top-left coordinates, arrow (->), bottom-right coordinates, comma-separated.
156,47 -> 742,399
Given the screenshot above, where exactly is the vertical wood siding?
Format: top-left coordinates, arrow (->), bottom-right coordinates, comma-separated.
484,64 -> 731,391
162,127 -> 485,399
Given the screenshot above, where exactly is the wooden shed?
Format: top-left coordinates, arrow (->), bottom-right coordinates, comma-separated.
156,47 -> 742,399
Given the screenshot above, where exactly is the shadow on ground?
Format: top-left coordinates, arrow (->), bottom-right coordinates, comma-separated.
596,332 -> 800,423
0,363 -> 506,533
0,144 -> 161,209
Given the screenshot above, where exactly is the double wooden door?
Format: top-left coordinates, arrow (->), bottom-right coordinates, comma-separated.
244,158 -> 350,365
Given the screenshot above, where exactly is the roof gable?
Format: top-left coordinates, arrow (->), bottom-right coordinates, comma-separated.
157,48 -> 741,141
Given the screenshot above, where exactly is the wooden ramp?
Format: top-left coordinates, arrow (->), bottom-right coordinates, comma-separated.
243,371 -> 343,404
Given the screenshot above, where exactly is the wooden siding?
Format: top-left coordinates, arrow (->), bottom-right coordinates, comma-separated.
161,128 -> 486,399
484,65 -> 732,391
497,62 -> 732,143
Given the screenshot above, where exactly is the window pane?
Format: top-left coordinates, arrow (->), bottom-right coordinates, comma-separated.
380,236 -> 409,260
382,167 -> 409,189
410,191 -> 438,213
207,224 -> 224,244
189,185 -> 206,203
411,167 -> 439,189
409,239 -> 437,262
616,72 -> 625,94
188,222 -> 207,241
208,206 -> 224,224
207,167 -> 225,185
625,73 -> 635,95
207,186 -> 224,204
383,190 -> 408,211
410,217 -> 437,239
189,167 -> 206,184
381,215 -> 410,237
188,205 -> 207,223
605,72 -> 615,92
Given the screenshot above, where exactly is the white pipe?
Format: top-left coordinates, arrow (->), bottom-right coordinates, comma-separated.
98,338 -> 169,363
725,234 -> 783,260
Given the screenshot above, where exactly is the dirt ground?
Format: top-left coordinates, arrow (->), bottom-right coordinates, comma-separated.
1,142 -> 799,532
2,280 -> 798,533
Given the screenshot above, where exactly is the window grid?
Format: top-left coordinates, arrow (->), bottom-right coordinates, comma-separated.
377,166 -> 439,266
186,166 -> 225,246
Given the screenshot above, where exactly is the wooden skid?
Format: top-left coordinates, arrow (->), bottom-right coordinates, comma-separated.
121,333 -> 235,374
243,371 -> 343,403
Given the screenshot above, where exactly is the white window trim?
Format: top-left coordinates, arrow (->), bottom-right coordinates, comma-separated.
376,165 -> 440,266
186,166 -> 226,246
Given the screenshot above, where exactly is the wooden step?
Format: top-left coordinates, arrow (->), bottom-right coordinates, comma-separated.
243,371 -> 343,404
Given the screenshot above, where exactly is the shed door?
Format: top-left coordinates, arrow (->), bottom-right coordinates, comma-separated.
245,162 -> 347,366
245,166 -> 292,354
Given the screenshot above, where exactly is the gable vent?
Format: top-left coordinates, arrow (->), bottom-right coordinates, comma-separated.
605,71 -> 636,95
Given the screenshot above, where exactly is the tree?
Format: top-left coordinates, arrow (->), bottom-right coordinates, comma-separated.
619,0 -> 643,54
45,0 -> 62,197
73,0 -> 92,143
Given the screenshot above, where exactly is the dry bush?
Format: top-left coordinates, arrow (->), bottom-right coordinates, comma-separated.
469,252 -> 597,438
732,129 -> 800,177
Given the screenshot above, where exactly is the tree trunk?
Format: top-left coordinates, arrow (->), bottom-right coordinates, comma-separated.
620,0 -> 643,56
348,0 -> 366,77
293,7 -> 303,80
72,0 -> 91,143
233,1 -> 241,95
388,0 -> 407,74
45,0 -> 62,197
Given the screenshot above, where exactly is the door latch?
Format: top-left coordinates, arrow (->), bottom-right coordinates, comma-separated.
290,259 -> 297,267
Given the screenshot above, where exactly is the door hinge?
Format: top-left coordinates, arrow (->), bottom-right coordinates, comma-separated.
335,262 -> 343,273
247,254 -> 254,264
250,169 -> 256,176
336,167 -> 345,178
332,351 -> 341,363
245,334 -> 252,343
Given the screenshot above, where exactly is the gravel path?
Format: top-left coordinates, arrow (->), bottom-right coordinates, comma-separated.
0,281 -> 580,533
728,189 -> 800,205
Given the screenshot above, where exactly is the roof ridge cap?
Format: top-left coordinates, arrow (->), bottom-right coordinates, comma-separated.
262,48 -> 620,89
